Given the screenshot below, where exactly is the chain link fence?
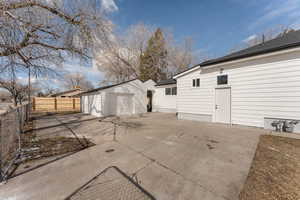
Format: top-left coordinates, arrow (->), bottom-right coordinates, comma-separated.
66,166 -> 156,200
0,104 -> 30,181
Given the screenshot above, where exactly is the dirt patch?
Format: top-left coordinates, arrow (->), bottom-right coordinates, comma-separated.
21,133 -> 94,161
20,112 -> 95,162
239,135 -> 300,200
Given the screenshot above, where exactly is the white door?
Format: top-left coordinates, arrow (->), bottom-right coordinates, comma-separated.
90,94 -> 103,117
215,88 -> 231,124
108,93 -> 134,116
116,94 -> 133,115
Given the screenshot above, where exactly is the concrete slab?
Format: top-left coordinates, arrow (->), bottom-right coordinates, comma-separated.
0,142 -> 150,200
0,112 -> 269,200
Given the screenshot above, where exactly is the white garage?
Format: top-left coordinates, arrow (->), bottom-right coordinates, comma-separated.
81,79 -> 156,117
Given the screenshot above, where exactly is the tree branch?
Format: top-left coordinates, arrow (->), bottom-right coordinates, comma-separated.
1,1 -> 81,25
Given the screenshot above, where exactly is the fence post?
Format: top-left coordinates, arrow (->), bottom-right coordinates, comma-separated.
55,98 -> 57,111
32,98 -> 35,112
73,98 -> 76,110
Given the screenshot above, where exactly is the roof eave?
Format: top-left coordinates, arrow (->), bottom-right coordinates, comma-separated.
155,83 -> 177,87
173,65 -> 201,79
201,42 -> 300,68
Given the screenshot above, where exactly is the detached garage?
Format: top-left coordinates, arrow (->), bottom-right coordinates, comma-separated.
81,79 -> 156,117
174,30 -> 300,133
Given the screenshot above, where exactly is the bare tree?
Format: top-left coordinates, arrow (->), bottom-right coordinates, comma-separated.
94,23 -> 199,82
63,72 -> 94,91
94,23 -> 154,83
0,78 -> 28,106
0,0 -> 112,77
166,37 -> 197,76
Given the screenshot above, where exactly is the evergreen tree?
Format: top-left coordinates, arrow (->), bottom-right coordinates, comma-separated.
139,28 -> 168,82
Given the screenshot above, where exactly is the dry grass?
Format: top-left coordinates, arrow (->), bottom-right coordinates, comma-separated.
239,135 -> 300,200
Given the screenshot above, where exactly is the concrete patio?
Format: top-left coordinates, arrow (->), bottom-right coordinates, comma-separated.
0,112 -> 269,200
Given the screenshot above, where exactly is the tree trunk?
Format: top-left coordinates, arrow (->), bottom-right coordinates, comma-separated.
13,96 -> 18,107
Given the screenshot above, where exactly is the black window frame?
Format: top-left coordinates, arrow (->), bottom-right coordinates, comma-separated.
192,78 -> 200,87
196,79 -> 200,87
217,75 -> 228,85
172,87 -> 177,95
165,88 -> 171,95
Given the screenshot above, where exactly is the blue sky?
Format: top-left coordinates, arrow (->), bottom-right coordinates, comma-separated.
16,0 -> 300,89
110,0 -> 300,57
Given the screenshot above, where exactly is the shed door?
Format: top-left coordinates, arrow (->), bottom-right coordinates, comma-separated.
215,88 -> 231,124
109,93 -> 134,116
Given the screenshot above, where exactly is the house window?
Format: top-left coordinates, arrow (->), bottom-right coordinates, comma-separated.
196,79 -> 200,87
192,79 -> 200,87
165,87 -> 177,95
217,75 -> 228,85
172,87 -> 177,95
165,88 -> 171,95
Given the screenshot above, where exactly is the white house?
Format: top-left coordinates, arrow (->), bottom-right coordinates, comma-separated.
152,79 -> 177,113
81,79 -> 156,117
174,30 -> 300,132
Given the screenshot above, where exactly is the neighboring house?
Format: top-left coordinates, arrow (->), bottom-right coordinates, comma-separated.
152,79 -> 177,113
80,79 -> 156,117
50,88 -> 83,98
174,29 -> 300,132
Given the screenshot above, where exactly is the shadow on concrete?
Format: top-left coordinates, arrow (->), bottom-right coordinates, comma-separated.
28,117 -> 100,133
65,166 -> 156,200
8,150 -> 85,180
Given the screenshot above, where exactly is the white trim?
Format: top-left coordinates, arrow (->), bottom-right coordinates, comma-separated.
174,46 -> 300,79
215,85 -> 231,89
173,65 -> 201,79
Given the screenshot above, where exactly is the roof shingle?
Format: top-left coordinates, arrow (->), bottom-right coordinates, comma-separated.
156,79 -> 177,86
201,29 -> 300,67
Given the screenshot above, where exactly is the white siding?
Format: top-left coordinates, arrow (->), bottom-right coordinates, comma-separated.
176,50 -> 300,128
153,85 -> 177,113
81,79 -> 155,117
177,71 -> 216,116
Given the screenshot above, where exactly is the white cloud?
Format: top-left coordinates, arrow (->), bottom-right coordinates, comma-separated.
249,0 -> 300,30
243,34 -> 258,43
290,22 -> 300,30
101,0 -> 119,13
62,62 -> 104,86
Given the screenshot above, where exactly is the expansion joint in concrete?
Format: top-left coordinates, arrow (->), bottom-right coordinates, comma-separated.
118,141 -> 230,200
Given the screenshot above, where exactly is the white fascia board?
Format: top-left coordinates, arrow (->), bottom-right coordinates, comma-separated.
173,65 -> 201,79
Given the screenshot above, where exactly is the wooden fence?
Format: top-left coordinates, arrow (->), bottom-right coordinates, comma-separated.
33,97 -> 80,112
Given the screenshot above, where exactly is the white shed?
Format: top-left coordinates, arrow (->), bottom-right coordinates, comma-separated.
174,30 -> 300,133
81,79 -> 156,117
152,79 -> 177,113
